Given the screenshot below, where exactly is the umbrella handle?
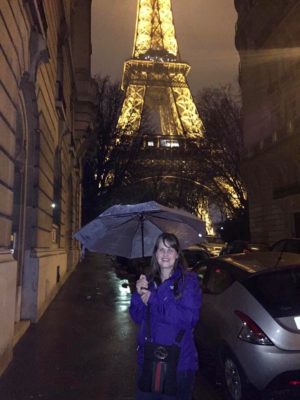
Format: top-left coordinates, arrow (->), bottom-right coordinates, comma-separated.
141,215 -> 145,258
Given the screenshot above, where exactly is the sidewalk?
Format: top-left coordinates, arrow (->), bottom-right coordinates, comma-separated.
0,252 -> 220,400
0,253 -> 137,400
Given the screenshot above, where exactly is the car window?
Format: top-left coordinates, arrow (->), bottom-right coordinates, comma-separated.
203,265 -> 234,294
183,250 -> 210,267
229,241 -> 248,253
271,240 -> 286,252
285,240 -> 300,254
271,239 -> 300,254
244,268 -> 300,317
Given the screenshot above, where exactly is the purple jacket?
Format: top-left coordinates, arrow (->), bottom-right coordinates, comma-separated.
129,267 -> 202,371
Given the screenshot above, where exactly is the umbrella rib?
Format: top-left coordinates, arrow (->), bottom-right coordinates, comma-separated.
146,214 -> 198,225
103,214 -> 140,228
74,202 -> 205,259
100,210 -> 161,219
131,216 -> 143,258
101,212 -> 188,229
101,210 -> 199,226
106,214 -> 144,257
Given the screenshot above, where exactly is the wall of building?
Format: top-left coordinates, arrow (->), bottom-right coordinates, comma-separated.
0,0 -> 96,376
235,0 -> 300,244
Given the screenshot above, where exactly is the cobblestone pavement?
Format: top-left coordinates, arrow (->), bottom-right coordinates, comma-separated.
0,252 -> 221,400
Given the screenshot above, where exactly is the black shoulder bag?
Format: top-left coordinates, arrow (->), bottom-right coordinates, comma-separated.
138,303 -> 185,395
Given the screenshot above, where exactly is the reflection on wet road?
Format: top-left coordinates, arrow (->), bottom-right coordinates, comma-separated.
108,271 -> 132,312
0,252 -> 222,400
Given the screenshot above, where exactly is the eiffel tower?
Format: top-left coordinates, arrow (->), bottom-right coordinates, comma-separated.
115,0 -> 204,187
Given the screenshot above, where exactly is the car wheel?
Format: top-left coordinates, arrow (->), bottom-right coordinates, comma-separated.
221,352 -> 248,400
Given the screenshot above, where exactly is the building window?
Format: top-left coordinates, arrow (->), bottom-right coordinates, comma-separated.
55,42 -> 66,120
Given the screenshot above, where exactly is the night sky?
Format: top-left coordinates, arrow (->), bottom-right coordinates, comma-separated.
91,0 -> 239,94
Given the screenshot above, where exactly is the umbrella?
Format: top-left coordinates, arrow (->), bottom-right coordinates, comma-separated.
74,201 -> 206,259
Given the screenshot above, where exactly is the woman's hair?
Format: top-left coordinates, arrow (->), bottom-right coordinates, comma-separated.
149,232 -> 187,284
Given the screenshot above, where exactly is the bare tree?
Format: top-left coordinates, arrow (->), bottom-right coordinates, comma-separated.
83,78 -> 247,233
196,85 -> 247,219
82,76 -> 156,222
82,76 -> 123,222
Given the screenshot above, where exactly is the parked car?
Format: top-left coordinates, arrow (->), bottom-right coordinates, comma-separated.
219,240 -> 269,255
270,238 -> 300,254
194,251 -> 300,400
203,236 -> 225,256
182,245 -> 211,270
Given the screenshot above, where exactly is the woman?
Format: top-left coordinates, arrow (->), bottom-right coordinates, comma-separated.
129,232 -> 202,400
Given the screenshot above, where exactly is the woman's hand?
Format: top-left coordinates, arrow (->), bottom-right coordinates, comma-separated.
136,274 -> 148,295
140,290 -> 151,305
136,274 -> 151,304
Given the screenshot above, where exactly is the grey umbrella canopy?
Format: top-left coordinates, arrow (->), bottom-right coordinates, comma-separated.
74,201 -> 206,259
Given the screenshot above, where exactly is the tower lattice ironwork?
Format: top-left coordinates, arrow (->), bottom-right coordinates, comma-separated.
117,0 -> 204,141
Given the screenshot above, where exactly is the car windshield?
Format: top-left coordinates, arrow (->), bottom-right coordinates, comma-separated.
271,239 -> 300,254
243,267 -> 300,318
183,249 -> 209,266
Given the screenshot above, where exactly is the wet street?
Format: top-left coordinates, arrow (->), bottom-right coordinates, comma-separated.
0,253 -> 222,400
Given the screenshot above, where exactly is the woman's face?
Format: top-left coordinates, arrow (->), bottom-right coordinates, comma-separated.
155,239 -> 178,272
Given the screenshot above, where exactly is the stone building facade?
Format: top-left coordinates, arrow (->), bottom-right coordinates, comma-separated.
235,0 -> 300,244
0,0 -> 96,375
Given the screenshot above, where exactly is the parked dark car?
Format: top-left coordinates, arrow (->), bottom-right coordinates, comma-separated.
219,240 -> 269,255
182,245 -> 211,270
270,238 -> 300,254
194,251 -> 300,400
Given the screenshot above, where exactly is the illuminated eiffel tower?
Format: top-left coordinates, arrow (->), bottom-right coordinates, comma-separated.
114,0 -> 205,194
117,0 -> 204,142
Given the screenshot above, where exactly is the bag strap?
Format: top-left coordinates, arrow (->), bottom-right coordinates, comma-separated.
175,329 -> 185,344
145,305 -> 152,340
172,273 -> 185,342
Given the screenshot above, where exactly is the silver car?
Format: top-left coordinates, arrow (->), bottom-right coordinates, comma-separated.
195,251 -> 300,400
